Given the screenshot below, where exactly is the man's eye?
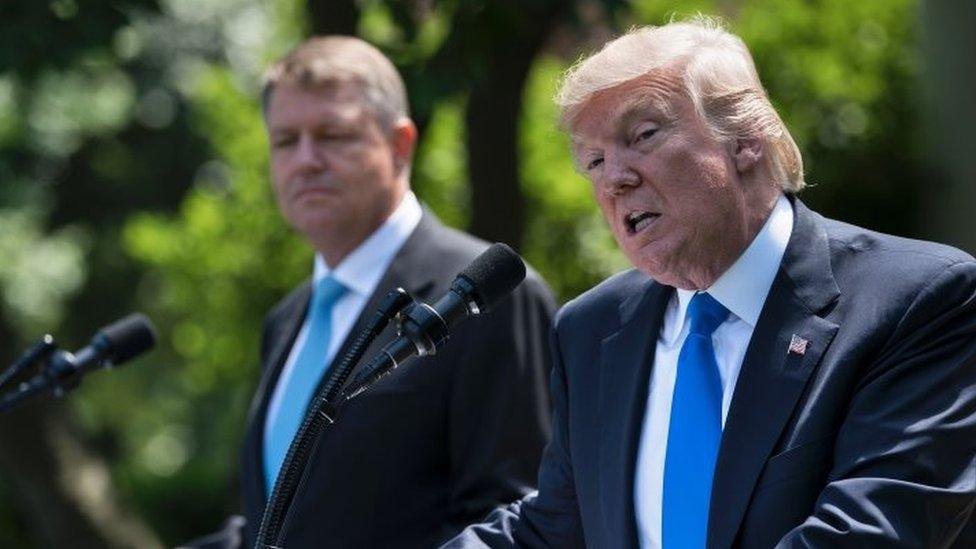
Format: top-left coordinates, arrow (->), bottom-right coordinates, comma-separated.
586,157 -> 604,171
634,128 -> 657,143
319,132 -> 355,142
273,136 -> 296,148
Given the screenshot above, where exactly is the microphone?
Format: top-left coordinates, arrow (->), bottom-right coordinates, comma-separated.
3,314 -> 157,408
344,243 -> 525,399
51,313 -> 157,381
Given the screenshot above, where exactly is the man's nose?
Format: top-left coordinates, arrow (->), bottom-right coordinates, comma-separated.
294,133 -> 325,170
603,154 -> 640,196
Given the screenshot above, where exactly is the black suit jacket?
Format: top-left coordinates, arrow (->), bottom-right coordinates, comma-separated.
240,213 -> 557,548
448,198 -> 976,548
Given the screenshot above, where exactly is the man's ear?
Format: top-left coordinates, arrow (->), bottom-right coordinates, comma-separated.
391,118 -> 418,175
732,136 -> 763,173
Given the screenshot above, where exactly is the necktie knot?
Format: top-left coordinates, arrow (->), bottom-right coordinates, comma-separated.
687,292 -> 729,336
313,276 -> 347,307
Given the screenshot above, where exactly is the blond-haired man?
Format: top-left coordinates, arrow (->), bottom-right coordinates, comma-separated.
448,18 -> 976,548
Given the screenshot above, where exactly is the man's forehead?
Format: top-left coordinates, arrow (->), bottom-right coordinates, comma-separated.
268,80 -> 368,125
276,79 -> 366,106
569,70 -> 682,142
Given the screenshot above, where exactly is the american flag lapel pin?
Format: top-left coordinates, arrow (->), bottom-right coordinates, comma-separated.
788,334 -> 808,356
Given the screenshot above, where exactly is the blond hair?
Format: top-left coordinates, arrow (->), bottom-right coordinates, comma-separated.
558,16 -> 805,192
262,36 -> 409,128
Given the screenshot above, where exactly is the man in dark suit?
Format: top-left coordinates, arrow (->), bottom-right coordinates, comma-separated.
447,17 -> 976,548
214,36 -> 555,548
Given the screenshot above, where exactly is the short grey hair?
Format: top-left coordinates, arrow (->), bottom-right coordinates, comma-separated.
262,36 -> 410,129
558,16 -> 805,192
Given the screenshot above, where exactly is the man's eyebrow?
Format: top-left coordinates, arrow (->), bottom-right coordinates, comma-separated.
609,93 -> 674,128
568,90 -> 673,148
268,128 -> 295,141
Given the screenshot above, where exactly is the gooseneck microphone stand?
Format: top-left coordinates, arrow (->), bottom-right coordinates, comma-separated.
257,243 -> 527,548
0,335 -> 60,413
2,314 -> 157,414
255,288 -> 415,548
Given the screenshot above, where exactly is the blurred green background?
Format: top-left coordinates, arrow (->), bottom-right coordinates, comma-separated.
0,0 -> 972,546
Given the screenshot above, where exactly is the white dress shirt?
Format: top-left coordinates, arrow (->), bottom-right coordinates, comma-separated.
634,194 -> 793,549
263,191 -> 423,444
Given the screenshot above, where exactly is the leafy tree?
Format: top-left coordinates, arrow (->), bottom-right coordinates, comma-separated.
0,0 -> 302,545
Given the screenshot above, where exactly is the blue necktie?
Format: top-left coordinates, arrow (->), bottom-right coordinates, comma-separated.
662,292 -> 729,548
264,276 -> 347,494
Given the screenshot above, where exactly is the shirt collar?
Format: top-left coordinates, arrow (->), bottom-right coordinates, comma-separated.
312,190 -> 423,297
660,194 -> 793,344
661,288 -> 697,345
708,193 -> 793,327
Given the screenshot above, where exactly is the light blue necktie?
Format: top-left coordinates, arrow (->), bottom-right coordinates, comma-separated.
662,292 -> 729,548
264,276 -> 347,494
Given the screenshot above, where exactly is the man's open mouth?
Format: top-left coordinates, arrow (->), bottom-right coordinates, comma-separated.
625,210 -> 660,234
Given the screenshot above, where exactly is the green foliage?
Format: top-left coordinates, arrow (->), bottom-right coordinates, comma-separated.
411,98 -> 472,229
520,57 -> 629,300
1,0 -> 308,543
734,0 -> 924,233
0,0 -> 157,77
0,208 -> 88,336
28,57 -> 137,157
124,65 -> 308,378
115,65 -> 311,541
359,0 -> 454,63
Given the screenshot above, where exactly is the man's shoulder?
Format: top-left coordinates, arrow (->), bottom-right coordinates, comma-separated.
411,217 -> 495,277
556,269 -> 652,330
412,215 -> 555,300
416,215 -> 488,258
805,211 -> 976,321
820,215 -> 976,288
822,215 -> 974,266
266,280 -> 310,323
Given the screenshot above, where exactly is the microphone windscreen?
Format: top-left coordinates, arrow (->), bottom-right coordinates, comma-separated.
458,243 -> 526,311
97,313 -> 158,365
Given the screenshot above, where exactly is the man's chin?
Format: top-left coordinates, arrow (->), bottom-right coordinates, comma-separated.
623,242 -> 662,271
628,254 -> 666,282
628,252 -> 692,288
292,215 -> 341,238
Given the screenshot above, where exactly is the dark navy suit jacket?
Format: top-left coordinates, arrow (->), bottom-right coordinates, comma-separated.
448,198 -> 976,548
238,213 -> 557,548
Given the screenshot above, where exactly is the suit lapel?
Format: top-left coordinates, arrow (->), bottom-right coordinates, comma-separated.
319,213 -> 438,393
243,283 -> 310,511
707,198 -> 841,549
262,289 -> 311,406
241,211 -> 439,515
598,278 -> 671,549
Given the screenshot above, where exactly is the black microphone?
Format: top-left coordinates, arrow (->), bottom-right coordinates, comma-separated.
344,243 -> 526,399
17,314 -> 156,399
57,313 -> 156,375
